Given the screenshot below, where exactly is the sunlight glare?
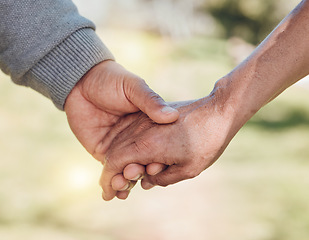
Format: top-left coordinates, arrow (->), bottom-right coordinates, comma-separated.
67,166 -> 93,190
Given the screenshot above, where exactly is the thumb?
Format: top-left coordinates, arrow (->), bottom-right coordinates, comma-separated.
125,78 -> 179,124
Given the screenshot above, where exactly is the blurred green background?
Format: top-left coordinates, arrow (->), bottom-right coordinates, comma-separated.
1,0 -> 309,239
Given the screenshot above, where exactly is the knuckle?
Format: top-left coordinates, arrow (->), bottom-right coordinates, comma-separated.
154,178 -> 169,187
182,167 -> 199,180
132,76 -> 147,90
137,77 -> 147,85
146,92 -> 163,106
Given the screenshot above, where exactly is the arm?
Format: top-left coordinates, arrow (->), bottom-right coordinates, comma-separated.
0,0 -> 114,110
217,0 -> 309,129
0,1 -> 176,188
101,0 -> 309,200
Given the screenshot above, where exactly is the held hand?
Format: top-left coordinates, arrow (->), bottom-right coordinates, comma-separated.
64,60 -> 178,194
107,162 -> 167,200
101,96 -> 238,201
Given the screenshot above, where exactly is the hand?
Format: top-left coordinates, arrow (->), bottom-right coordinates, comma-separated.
64,60 -> 178,194
105,161 -> 167,200
101,95 -> 239,201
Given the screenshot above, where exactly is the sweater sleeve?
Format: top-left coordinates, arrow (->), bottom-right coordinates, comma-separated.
0,0 -> 114,110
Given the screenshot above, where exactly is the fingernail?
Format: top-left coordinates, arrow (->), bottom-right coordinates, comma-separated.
143,182 -> 155,190
131,174 -> 143,181
151,169 -> 162,176
161,106 -> 178,114
120,183 -> 130,191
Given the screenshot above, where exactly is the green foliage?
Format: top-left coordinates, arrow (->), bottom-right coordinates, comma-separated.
203,0 -> 298,44
170,37 -> 229,61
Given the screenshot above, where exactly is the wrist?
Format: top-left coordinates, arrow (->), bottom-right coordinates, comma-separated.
208,74 -> 260,138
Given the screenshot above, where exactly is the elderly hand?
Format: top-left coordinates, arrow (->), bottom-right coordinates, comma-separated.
64,60 -> 178,193
100,91 -> 240,201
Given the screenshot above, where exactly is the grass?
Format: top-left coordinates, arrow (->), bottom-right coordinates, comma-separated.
1,29 -> 309,240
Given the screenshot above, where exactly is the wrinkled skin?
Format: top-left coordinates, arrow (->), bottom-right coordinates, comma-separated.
101,96 -> 238,201
64,60 -> 178,197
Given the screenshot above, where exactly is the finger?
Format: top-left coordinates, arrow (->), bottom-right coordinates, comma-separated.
100,164 -> 118,201
126,78 -> 179,124
111,174 -> 131,191
116,190 -> 130,200
146,163 -> 167,176
144,165 -> 187,187
116,180 -> 137,200
141,178 -> 155,190
95,113 -> 140,159
102,142 -> 155,199
123,163 -> 145,181
112,177 -> 137,192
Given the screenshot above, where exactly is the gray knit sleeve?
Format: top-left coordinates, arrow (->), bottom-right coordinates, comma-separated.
0,0 -> 114,110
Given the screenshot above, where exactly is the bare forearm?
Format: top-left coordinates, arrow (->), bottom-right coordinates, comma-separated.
214,0 -> 309,131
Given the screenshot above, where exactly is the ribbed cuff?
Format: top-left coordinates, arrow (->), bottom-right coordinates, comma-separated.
24,28 -> 115,110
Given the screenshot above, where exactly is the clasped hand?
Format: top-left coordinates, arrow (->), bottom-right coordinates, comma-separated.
65,60 -> 234,201
101,96 -> 236,200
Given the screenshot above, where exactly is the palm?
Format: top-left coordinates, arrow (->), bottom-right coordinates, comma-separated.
65,61 -> 141,161
64,60 -> 179,163
65,88 -> 123,162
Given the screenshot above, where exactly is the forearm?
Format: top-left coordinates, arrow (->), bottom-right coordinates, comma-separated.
213,0 -> 309,131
